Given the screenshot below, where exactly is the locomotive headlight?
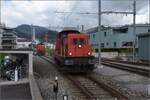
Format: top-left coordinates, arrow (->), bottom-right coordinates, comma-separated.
88,52 -> 91,55
69,52 -> 72,56
78,45 -> 82,48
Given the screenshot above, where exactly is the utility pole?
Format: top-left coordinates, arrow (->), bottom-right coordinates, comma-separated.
45,33 -> 48,43
149,0 -> 150,24
31,25 -> 35,43
98,0 -> 102,67
81,25 -> 84,32
133,0 -> 136,61
0,0 -> 1,25
77,25 -> 80,31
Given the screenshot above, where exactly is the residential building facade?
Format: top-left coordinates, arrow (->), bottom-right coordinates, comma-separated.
87,24 -> 150,49
17,38 -> 32,48
0,25 -> 17,49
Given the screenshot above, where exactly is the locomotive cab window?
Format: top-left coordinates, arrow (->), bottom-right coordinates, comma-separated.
73,38 -> 85,45
79,39 -> 85,45
73,38 -> 78,45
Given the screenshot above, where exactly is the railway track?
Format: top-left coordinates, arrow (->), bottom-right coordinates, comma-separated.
102,58 -> 149,66
41,56 -> 129,100
67,75 -> 129,100
101,59 -> 150,77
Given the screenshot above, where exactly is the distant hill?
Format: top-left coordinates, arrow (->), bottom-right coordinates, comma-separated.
14,24 -> 57,43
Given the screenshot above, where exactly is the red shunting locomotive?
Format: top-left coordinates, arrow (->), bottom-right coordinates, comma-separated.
54,29 -> 95,73
36,43 -> 46,56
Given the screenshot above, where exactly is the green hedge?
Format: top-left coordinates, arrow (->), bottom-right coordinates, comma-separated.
46,47 -> 54,56
93,48 -> 138,53
0,54 -> 6,62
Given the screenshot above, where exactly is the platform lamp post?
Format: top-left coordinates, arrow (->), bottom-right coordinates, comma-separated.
98,0 -> 102,68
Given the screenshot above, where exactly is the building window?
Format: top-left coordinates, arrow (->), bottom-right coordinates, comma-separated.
101,43 -> 104,48
114,42 -> 116,47
93,34 -> 95,38
148,29 -> 150,32
106,42 -> 109,46
113,28 -> 128,34
104,32 -> 107,37
122,41 -> 133,46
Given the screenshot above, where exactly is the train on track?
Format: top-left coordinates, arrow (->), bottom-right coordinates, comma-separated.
36,43 -> 46,56
54,28 -> 95,73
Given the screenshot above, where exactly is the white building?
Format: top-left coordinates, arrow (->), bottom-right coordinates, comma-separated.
0,25 -> 17,49
17,38 -> 32,48
44,42 -> 55,49
0,34 -> 2,47
0,24 -> 5,47
87,24 -> 150,49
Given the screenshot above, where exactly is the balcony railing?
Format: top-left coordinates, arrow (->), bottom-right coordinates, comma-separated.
1,42 -> 17,46
1,37 -> 17,40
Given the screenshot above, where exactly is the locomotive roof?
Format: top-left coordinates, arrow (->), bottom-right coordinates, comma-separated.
59,30 -> 80,35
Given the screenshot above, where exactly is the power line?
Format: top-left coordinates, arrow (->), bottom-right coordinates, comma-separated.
54,11 -> 97,15
54,11 -> 134,15
62,1 -> 78,26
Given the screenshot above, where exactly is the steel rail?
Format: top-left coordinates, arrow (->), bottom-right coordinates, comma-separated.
67,75 -> 128,100
88,75 -> 128,100
102,60 -> 150,77
67,75 -> 94,100
102,58 -> 149,66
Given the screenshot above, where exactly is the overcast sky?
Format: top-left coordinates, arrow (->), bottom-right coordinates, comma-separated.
0,0 -> 149,30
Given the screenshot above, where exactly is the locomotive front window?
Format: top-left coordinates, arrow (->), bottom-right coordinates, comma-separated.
73,38 -> 85,45
79,39 -> 84,45
73,38 -> 78,45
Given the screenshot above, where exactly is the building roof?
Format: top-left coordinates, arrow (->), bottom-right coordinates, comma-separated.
123,24 -> 150,27
86,24 -> 150,34
86,26 -> 111,34
62,27 -> 78,31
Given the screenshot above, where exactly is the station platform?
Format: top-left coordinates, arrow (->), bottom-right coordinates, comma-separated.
0,81 -> 32,100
